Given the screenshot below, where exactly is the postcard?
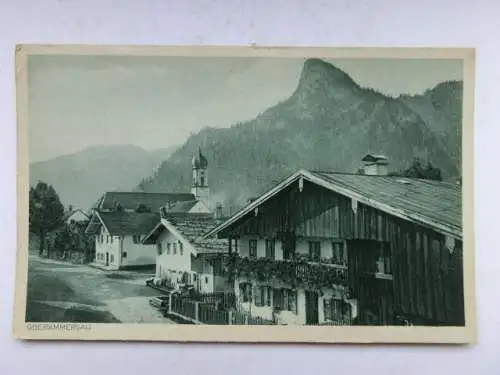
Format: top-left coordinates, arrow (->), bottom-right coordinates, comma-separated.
13,45 -> 475,343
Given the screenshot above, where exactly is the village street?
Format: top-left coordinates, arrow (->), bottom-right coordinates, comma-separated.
25,256 -> 175,324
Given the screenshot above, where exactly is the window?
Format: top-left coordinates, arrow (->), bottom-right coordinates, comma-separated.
273,288 -> 284,310
173,242 -> 177,255
308,241 -> 321,262
376,243 -> 392,274
255,286 -> 273,307
123,251 -> 127,258
179,242 -> 183,254
255,286 -> 265,307
167,243 -> 171,254
106,235 -> 109,244
332,242 -> 346,265
240,283 -> 252,303
282,234 -> 296,260
110,254 -> 114,263
273,288 -> 297,313
213,258 -> 224,276
110,236 -> 114,244
265,239 -> 275,259
265,286 -> 272,306
133,235 -> 141,244
324,299 -> 344,322
249,239 -> 258,258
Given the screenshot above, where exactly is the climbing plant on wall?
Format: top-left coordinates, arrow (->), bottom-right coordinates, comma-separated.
221,253 -> 348,292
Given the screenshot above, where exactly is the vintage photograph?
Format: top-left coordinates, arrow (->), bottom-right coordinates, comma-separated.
14,45 -> 475,343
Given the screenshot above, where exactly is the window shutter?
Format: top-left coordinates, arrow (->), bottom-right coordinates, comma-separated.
324,299 -> 331,321
255,287 -> 263,306
288,290 -> 297,313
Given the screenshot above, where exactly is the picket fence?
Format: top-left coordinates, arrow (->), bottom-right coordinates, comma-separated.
165,293 -> 274,325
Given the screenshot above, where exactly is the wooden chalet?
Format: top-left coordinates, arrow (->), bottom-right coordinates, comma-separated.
205,168 -> 464,326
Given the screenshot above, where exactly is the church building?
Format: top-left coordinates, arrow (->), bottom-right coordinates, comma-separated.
143,148 -> 233,294
86,147 -> 214,271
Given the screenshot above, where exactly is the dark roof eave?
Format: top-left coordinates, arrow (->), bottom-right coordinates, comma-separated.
142,222 -> 166,245
205,170 -> 462,241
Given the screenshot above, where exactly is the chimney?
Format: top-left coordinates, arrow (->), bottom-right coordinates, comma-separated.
214,202 -> 223,219
166,200 -> 175,210
360,154 -> 389,176
160,206 -> 168,218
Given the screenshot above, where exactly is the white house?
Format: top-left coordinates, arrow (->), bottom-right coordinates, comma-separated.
85,147 -> 215,271
86,210 -> 160,270
142,212 -> 230,294
65,208 -> 89,225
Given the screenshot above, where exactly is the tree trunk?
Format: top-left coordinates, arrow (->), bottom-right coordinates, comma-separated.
38,233 -> 44,256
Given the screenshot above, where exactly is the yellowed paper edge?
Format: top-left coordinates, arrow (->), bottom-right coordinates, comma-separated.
13,44 -> 476,344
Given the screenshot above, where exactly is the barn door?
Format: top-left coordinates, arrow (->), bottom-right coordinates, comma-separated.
347,239 -> 394,325
305,290 -> 319,325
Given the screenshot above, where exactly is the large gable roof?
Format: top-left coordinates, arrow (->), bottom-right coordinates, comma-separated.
86,211 -> 160,236
143,213 -> 227,255
94,192 -> 195,212
205,169 -> 463,240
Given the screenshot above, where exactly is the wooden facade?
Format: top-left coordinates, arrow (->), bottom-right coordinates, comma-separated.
220,178 -> 464,326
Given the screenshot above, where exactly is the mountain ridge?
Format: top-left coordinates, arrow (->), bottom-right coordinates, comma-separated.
29,144 -> 178,210
137,58 -> 461,209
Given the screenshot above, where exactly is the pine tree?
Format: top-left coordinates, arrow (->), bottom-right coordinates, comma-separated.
29,181 -> 65,255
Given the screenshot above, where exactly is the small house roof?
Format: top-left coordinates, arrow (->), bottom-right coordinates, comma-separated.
143,213 -> 227,255
86,210 -> 160,236
64,208 -> 89,221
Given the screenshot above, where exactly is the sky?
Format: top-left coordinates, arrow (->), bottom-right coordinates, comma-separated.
27,55 -> 463,163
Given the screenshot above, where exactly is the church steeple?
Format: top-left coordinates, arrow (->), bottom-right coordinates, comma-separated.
192,147 -> 208,170
191,147 -> 210,208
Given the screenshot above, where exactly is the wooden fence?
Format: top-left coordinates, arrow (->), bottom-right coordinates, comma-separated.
166,294 -> 274,325
196,292 -> 236,310
313,319 -> 352,326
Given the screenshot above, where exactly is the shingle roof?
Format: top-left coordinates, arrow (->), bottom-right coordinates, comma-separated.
95,192 -> 195,212
205,169 -> 462,240
95,211 -> 160,236
144,213 -> 228,254
164,200 -> 198,213
310,171 -> 461,234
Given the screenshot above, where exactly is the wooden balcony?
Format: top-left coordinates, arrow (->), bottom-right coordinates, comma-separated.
226,254 -> 348,288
